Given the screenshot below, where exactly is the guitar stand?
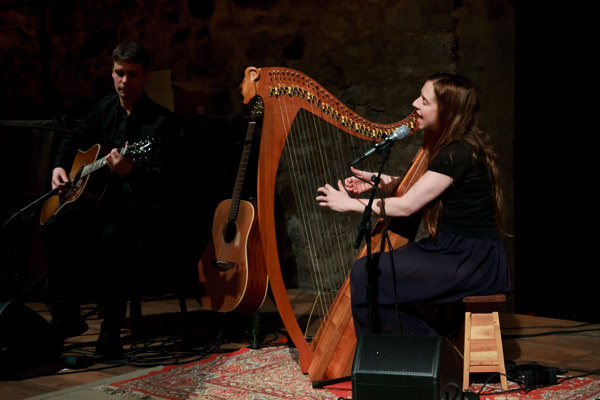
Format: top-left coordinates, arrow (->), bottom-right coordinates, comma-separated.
213,310 -> 263,349
251,311 -> 261,349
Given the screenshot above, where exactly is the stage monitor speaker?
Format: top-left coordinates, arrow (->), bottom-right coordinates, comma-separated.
0,300 -> 60,375
352,334 -> 462,400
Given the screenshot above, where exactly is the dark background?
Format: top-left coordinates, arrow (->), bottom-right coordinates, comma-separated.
0,1 -> 595,322
514,4 -> 595,322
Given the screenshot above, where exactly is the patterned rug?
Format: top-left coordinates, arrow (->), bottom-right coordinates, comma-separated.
96,344 -> 600,400
469,379 -> 600,399
104,345 -> 352,400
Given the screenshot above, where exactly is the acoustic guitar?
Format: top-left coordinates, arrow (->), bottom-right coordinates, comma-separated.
39,139 -> 154,225
197,100 -> 268,315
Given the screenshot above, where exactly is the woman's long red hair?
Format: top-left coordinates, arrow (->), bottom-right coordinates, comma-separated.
422,73 -> 505,237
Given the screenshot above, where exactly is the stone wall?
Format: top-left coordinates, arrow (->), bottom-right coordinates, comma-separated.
2,1 -> 513,122
1,0 -> 515,297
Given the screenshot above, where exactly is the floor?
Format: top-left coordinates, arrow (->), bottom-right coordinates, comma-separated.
1,290 -> 599,399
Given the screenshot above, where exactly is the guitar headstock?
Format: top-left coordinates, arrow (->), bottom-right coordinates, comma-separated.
122,138 -> 156,163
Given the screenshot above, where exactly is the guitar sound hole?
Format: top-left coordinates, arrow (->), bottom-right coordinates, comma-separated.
64,185 -> 76,198
223,221 -> 237,243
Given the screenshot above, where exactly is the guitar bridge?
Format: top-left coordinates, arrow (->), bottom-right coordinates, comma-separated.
211,259 -> 236,271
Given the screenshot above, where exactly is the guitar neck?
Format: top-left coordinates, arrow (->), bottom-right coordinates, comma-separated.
228,121 -> 256,222
80,145 -> 127,178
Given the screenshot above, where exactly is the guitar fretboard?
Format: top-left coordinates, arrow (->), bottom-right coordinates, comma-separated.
228,121 -> 256,222
80,145 -> 127,178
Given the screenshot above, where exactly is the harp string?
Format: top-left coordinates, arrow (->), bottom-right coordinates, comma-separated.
273,94 -> 322,321
273,84 -> 383,330
294,96 -> 328,316
302,90 -> 336,313
290,92 -> 339,319
274,82 -> 332,321
300,88 -> 353,318
312,98 -> 350,315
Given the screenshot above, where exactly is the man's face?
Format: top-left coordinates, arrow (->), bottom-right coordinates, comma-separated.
112,61 -> 149,103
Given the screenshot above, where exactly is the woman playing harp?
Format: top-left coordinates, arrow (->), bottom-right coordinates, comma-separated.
316,73 -> 511,337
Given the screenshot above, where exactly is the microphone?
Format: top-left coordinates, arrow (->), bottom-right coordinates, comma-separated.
351,124 -> 410,166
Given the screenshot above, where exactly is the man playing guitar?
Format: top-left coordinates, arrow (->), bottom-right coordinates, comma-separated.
43,42 -> 180,360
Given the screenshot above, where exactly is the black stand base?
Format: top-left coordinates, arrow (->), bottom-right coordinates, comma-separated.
312,375 -> 351,389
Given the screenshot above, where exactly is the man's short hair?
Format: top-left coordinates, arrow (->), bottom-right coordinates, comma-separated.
112,42 -> 151,72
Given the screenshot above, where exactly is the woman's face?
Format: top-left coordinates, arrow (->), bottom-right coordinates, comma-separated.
412,80 -> 439,131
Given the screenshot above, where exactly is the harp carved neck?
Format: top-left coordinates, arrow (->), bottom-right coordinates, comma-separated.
242,66 -> 418,142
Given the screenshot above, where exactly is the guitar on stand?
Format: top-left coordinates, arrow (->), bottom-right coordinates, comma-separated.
197,99 -> 268,316
39,139 -> 154,225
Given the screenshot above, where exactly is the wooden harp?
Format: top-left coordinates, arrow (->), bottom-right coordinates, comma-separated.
240,66 -> 429,382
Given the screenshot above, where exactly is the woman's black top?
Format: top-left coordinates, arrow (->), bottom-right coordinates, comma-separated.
428,140 -> 497,239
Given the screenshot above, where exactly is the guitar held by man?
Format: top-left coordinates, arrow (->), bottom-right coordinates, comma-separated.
40,140 -> 153,225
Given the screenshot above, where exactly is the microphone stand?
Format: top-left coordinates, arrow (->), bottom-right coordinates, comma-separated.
1,189 -> 63,369
1,188 -> 57,300
353,145 -> 393,335
1,188 -> 57,233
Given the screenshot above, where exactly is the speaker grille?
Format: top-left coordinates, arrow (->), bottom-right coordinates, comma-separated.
352,334 -> 462,400
355,334 -> 442,376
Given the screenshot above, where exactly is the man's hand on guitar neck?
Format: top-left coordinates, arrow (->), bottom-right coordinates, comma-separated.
105,145 -> 133,176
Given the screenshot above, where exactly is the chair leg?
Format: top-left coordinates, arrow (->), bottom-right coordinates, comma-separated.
463,311 -> 508,391
178,294 -> 188,314
463,311 -> 472,391
129,241 -> 143,338
129,297 -> 142,337
493,312 -> 508,390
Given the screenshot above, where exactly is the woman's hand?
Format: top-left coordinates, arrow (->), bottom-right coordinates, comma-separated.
317,171 -> 454,218
316,180 -> 360,213
344,167 -> 374,196
345,166 -> 400,196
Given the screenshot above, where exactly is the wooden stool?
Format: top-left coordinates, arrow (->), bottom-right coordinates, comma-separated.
462,294 -> 508,391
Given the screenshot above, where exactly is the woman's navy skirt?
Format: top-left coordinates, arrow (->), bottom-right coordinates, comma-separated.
350,231 -> 510,337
